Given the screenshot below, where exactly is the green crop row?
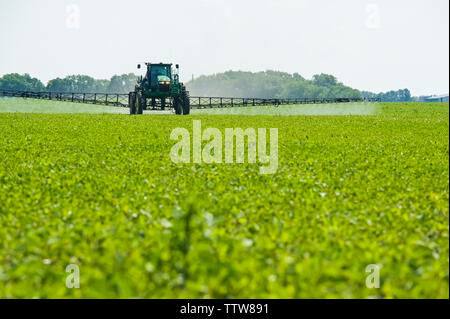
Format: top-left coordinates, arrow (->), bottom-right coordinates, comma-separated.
0,102 -> 448,298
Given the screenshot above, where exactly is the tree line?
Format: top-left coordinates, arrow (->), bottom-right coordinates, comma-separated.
187,71 -> 363,99
361,89 -> 411,102
187,70 -> 411,101
0,71 -> 412,101
0,73 -> 139,94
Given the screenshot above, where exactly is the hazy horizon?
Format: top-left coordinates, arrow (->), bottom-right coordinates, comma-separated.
1,0 -> 448,96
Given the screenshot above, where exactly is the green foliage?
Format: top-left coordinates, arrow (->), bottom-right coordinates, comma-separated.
0,73 -> 45,92
0,103 -> 448,298
46,74 -> 139,94
47,75 -> 98,93
362,89 -> 412,102
108,73 -> 140,94
312,73 -> 338,88
187,70 -> 363,99
0,73 -> 139,94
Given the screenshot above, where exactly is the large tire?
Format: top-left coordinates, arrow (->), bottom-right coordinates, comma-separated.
129,92 -> 137,114
181,91 -> 190,115
136,92 -> 144,114
173,97 -> 182,115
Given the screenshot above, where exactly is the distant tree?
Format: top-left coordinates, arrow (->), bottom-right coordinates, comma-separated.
277,79 -> 308,98
312,74 -> 338,88
362,88 -> 412,102
46,78 -> 68,92
94,79 -> 110,93
361,91 -> 376,99
47,75 -> 110,93
399,88 -> 411,101
292,73 -> 305,80
107,73 -> 139,93
68,75 -> 96,92
0,73 -> 45,92
188,70 -> 362,99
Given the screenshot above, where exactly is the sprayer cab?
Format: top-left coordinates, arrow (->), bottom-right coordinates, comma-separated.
138,63 -> 173,89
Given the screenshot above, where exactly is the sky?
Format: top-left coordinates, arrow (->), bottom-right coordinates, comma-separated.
0,0 -> 448,96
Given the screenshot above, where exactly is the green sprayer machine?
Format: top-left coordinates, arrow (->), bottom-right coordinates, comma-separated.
129,62 -> 190,115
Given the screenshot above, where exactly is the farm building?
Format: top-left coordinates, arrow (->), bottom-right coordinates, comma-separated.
420,94 -> 449,102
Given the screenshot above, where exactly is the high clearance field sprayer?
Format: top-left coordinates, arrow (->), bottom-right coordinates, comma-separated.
129,62 -> 190,115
